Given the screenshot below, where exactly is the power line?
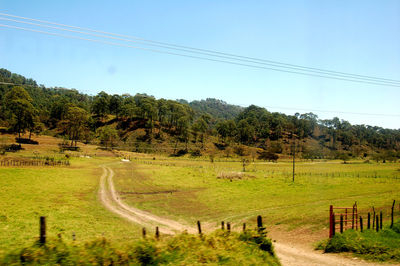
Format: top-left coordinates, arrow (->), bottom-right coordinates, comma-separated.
2,23 -> 400,88
263,105 -> 400,117
1,81 -> 400,118
1,12 -> 400,85
1,17 -> 400,86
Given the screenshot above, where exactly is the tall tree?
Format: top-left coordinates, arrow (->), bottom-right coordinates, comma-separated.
91,91 -> 110,118
59,106 -> 89,146
3,86 -> 37,138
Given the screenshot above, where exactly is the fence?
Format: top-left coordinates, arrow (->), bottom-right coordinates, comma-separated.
0,159 -> 70,167
37,215 -> 267,244
329,200 -> 398,238
329,203 -> 357,238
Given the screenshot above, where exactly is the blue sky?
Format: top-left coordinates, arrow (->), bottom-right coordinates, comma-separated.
1,0 -> 400,128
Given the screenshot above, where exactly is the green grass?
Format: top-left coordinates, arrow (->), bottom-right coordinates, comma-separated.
0,157 -> 141,255
112,158 -> 400,231
2,134 -> 400,262
0,229 -> 280,265
317,221 -> 400,262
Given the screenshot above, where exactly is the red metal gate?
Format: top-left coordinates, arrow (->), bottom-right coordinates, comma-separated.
329,202 -> 357,238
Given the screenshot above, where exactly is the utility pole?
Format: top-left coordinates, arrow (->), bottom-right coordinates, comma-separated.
292,137 -> 295,182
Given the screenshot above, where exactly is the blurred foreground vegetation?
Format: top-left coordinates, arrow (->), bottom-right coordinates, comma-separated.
0,229 -> 280,265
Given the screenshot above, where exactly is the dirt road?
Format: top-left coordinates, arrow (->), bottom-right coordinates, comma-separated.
273,242 -> 381,266
99,166 -> 195,234
99,164 -> 392,266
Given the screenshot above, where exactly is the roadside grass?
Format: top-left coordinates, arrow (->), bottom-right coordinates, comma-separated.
0,229 -> 280,265
112,157 -> 400,231
0,156 -> 141,255
317,221 -> 400,262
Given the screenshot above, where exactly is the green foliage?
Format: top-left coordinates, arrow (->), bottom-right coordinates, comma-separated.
1,68 -> 400,155
321,222 -> 400,262
258,151 -> 279,162
96,126 -> 119,149
336,152 -> 351,163
91,91 -> 110,118
58,107 -> 89,146
0,231 -> 280,265
3,86 -> 37,137
188,98 -> 243,120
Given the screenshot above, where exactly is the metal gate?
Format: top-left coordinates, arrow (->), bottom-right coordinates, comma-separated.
329,202 -> 357,238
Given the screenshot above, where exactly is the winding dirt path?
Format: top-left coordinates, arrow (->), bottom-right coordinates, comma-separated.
99,164 -> 392,266
99,166 -> 195,234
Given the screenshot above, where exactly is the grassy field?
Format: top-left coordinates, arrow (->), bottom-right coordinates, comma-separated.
112,156 -> 400,233
1,133 -> 400,261
0,135 -> 141,255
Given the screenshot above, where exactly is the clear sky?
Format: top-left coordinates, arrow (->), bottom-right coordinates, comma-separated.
1,0 -> 400,129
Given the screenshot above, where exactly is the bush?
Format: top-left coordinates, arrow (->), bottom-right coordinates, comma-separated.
15,138 -> 39,145
190,149 -> 202,157
258,151 -> 279,162
5,144 -> 23,152
321,222 -> 400,262
170,149 -> 188,157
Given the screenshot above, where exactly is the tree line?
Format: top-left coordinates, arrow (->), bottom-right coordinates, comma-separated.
1,68 -> 399,159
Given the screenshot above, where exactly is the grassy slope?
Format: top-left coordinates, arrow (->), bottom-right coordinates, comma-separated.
0,135 -> 141,254
112,156 -> 400,231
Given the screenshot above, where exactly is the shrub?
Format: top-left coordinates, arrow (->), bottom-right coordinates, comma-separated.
15,138 -> 39,145
321,222 -> 400,262
258,151 -> 279,162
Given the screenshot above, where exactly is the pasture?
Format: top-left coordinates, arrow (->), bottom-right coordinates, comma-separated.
1,134 -> 400,257
0,136 -> 141,254
112,156 -> 400,234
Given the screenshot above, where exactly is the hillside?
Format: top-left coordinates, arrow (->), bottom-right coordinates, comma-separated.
186,98 -> 243,120
1,68 -> 399,161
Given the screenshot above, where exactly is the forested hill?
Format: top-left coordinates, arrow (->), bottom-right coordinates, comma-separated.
1,68 -> 400,161
186,98 -> 243,120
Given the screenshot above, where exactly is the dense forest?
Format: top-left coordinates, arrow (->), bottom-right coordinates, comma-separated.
1,68 -> 399,161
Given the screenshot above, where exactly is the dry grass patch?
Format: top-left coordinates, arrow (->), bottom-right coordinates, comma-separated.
217,171 -> 256,181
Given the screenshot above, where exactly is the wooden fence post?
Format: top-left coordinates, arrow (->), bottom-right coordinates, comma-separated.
329,205 -> 333,238
376,215 -> 379,232
227,222 -> 231,232
243,223 -> 246,232
372,207 -> 376,229
391,200 -> 396,228
332,213 -> 336,236
380,211 -> 383,230
257,215 -> 263,233
155,226 -> 160,240
197,221 -> 202,235
340,215 -> 343,233
352,205 -> 355,229
142,228 -> 146,239
221,221 -> 225,230
39,216 -> 46,245
360,216 -> 363,232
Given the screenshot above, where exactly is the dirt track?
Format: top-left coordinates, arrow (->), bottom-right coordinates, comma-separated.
273,242 -> 381,266
99,166 -> 195,234
99,164 -> 393,266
